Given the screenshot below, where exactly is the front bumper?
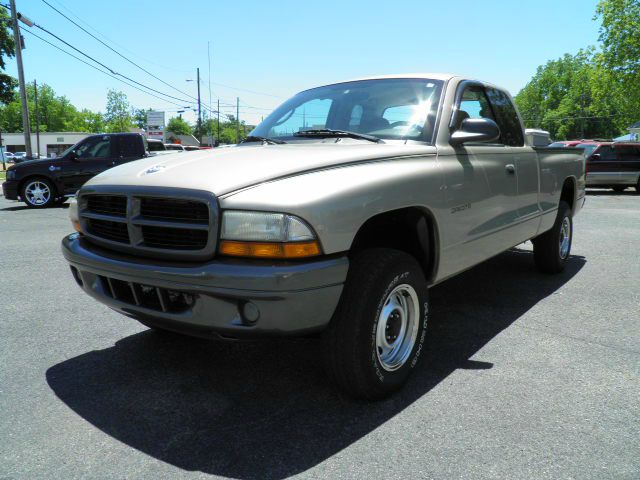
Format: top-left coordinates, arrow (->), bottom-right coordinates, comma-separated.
61,234 -> 348,339
2,180 -> 18,200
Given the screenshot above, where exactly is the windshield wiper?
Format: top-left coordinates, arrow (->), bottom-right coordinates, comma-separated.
293,129 -> 383,143
242,135 -> 286,145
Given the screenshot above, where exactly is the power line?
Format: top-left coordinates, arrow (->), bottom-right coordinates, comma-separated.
30,22 -> 195,105
41,0 -> 199,103
46,0 -> 193,74
23,29 -> 189,108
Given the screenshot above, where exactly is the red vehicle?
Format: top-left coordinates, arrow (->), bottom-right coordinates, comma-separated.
580,141 -> 640,192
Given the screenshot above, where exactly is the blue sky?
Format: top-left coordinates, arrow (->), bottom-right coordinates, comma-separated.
6,0 -> 602,125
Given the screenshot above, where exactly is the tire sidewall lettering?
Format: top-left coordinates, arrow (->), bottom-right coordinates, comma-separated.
370,269 -> 428,382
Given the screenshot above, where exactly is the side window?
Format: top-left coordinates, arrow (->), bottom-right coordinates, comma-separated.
119,135 -> 144,157
456,86 -> 495,130
76,136 -> 112,159
485,88 -> 524,147
595,146 -> 615,161
615,145 -> 640,162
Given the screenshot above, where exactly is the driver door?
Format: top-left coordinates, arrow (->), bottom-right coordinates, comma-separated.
60,135 -> 115,191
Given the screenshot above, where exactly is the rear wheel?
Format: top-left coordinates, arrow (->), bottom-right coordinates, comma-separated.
533,201 -> 572,274
21,178 -> 56,208
636,177 -> 640,194
612,186 -> 626,192
322,248 -> 429,400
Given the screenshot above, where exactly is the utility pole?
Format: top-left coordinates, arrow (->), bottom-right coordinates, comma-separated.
196,67 -> 202,144
10,0 -> 32,157
34,79 -> 40,156
580,93 -> 585,139
236,97 -> 240,144
216,99 -> 220,144
0,129 -> 5,171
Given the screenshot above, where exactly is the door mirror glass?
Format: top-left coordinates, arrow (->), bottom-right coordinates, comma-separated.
450,118 -> 501,145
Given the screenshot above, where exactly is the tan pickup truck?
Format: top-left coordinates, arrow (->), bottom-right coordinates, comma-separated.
62,74 -> 585,399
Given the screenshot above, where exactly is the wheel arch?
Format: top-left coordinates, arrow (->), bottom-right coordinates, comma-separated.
349,206 -> 440,284
560,176 -> 577,213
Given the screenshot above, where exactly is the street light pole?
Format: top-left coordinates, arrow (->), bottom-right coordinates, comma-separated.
196,67 -> 201,144
9,0 -> 32,157
236,97 -> 240,144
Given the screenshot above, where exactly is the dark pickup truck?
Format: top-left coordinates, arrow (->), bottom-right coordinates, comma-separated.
2,133 -> 150,208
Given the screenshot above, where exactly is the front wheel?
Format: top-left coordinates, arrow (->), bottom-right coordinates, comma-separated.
21,178 -> 56,208
322,248 -> 429,400
533,201 -> 572,273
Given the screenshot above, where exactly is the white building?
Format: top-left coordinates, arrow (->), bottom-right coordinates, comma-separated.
1,132 -> 90,157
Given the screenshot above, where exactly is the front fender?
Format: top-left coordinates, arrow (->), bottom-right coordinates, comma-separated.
219,155 -> 446,255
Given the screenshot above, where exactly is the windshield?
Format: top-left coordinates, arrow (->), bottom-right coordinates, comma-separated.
250,78 -> 444,142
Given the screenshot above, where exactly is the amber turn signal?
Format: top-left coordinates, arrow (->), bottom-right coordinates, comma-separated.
219,240 -> 321,259
72,219 -> 82,233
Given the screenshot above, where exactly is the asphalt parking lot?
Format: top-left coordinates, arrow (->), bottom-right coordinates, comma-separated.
1,191 -> 639,480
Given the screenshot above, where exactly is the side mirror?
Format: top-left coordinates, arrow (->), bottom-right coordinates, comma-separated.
589,153 -> 600,161
450,118 -> 501,145
67,150 -> 79,161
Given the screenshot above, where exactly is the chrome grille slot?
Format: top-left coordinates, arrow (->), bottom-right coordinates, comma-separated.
140,197 -> 209,224
99,275 -> 194,313
86,195 -> 127,217
141,225 -> 208,250
78,186 -> 218,260
86,218 -> 129,243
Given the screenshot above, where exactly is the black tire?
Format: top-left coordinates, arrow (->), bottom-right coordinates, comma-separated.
21,177 -> 57,208
322,248 -> 429,400
533,201 -> 572,274
636,178 -> 640,194
612,186 -> 626,192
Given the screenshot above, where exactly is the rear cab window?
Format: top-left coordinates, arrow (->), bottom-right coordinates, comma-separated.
485,88 -> 524,147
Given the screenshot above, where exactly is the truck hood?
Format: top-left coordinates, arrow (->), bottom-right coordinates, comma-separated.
86,143 -> 437,196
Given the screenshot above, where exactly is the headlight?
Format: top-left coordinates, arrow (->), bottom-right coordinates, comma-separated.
6,170 -> 15,180
219,210 -> 320,259
68,196 -> 81,233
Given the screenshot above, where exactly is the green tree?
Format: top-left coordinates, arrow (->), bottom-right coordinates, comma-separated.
71,108 -> 105,133
515,1 -> 640,140
0,8 -> 16,105
0,82 -> 104,133
166,116 -> 192,135
132,108 -> 150,129
104,89 -> 134,133
596,0 -> 640,79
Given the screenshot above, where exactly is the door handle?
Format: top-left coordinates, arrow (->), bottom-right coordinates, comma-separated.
505,164 -> 516,174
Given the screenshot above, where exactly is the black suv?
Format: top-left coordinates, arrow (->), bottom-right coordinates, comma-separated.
2,133 -> 149,208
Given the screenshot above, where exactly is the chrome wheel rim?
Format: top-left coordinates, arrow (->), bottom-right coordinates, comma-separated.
25,181 -> 51,206
559,217 -> 571,259
375,284 -> 420,372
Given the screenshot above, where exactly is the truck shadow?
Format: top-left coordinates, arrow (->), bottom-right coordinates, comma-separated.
46,249 -> 585,479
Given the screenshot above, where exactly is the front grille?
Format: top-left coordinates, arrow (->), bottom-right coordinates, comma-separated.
140,197 -> 209,224
78,187 -> 217,260
86,219 -> 129,243
86,195 -> 127,217
99,275 -> 194,313
141,225 -> 208,250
